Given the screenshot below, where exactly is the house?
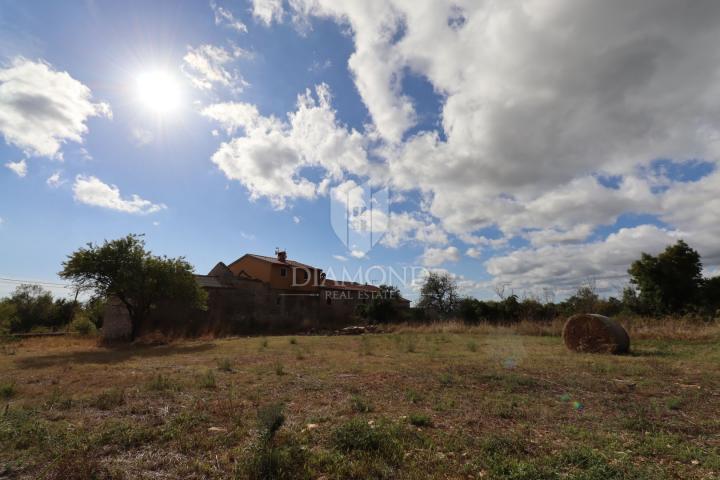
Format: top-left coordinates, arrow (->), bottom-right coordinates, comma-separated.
227,250 -> 323,293
103,249 -> 409,340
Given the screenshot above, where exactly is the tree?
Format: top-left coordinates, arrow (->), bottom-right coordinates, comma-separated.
359,284 -> 401,323
59,234 -> 207,340
700,276 -> 720,317
418,272 -> 458,316
628,240 -> 703,314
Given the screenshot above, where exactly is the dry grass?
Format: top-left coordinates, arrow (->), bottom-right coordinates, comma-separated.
387,316 -> 720,341
1,324 -> 719,479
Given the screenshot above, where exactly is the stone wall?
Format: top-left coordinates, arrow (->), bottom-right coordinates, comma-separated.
102,277 -> 367,340
102,297 -> 133,340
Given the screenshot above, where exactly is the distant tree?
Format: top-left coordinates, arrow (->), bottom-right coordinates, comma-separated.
0,301 -> 15,335
0,284 -> 75,333
359,284 -> 401,324
628,240 -> 703,314
418,272 -> 458,316
700,276 -> 720,317
59,234 -> 207,340
563,286 -> 600,315
457,297 -> 480,324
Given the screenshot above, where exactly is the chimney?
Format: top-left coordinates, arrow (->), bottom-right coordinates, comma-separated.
275,248 -> 287,262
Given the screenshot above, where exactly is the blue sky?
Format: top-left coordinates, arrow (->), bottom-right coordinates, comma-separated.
1,0 -> 719,301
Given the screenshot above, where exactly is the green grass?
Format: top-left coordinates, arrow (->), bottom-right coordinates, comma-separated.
0,328 -> 718,479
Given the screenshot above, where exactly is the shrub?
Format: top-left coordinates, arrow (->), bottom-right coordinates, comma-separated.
257,403 -> 285,439
331,418 -> 403,463
239,404 -> 310,480
91,388 -> 125,410
350,394 -> 373,413
274,362 -> 285,376
217,358 -> 234,372
0,381 -> 16,400
408,413 -> 432,427
289,337 -> 297,345
145,374 -> 178,392
198,370 -> 216,389
69,311 -> 97,336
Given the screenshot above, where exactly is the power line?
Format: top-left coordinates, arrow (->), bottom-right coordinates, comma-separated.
0,277 -> 72,288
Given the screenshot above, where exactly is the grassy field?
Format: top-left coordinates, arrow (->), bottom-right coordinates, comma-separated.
1,323 -> 719,479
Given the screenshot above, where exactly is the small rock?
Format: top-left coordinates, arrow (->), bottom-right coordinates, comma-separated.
208,426 -> 227,433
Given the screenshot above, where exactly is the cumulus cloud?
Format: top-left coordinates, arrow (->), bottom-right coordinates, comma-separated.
421,246 -> 460,267
5,159 -> 27,177
182,44 -> 248,92
381,211 -> 448,248
293,215 -> 301,224
485,225 -> 682,295
252,0 -> 283,25
46,171 -> 64,188
208,1 -> 720,292
210,1 -> 247,33
0,57 -> 111,158
72,175 -> 166,214
465,247 -> 482,259
203,83 -> 370,208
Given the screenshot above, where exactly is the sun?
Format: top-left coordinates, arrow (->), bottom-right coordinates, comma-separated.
135,70 -> 182,114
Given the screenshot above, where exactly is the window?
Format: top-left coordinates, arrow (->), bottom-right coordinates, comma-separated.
302,270 -> 308,280
280,267 -> 287,277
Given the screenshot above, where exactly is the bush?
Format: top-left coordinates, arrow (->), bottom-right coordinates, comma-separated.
0,381 -> 16,400
91,388 -> 125,410
69,312 -> 97,336
408,413 -> 432,427
350,394 -> 374,413
331,418 -> 403,463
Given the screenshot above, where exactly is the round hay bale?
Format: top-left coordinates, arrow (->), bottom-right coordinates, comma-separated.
562,314 -> 630,354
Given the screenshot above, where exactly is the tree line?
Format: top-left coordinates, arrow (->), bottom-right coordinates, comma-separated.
2,237 -> 717,334
363,240 -> 720,324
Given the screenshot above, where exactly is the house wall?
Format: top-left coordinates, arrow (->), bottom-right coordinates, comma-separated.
102,278 -> 364,340
228,256 -> 273,283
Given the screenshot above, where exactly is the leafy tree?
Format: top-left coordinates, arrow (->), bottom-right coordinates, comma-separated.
457,297 -> 480,324
418,272 -> 458,316
562,286 -> 599,315
59,234 -> 206,340
628,240 -> 703,314
700,276 -> 720,317
360,284 -> 401,323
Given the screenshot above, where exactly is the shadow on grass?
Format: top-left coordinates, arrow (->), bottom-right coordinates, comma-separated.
14,343 -> 217,368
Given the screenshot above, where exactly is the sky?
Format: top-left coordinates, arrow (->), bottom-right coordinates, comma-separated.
1,0 -> 720,302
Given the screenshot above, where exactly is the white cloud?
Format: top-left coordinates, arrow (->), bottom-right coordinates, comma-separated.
0,57 -> 111,158
5,159 -> 27,177
421,246 -> 459,267
240,231 -> 255,240
210,1 -> 247,33
46,171 -> 64,188
205,1 -> 720,292
279,1 -> 720,235
252,0 -> 283,26
381,211 -> 448,248
72,175 -> 166,214
350,250 -> 366,259
333,254 -> 348,261
182,44 -> 248,92
293,215 -> 301,224
204,84 -> 370,209
485,225 -> 682,296
131,127 -> 153,146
